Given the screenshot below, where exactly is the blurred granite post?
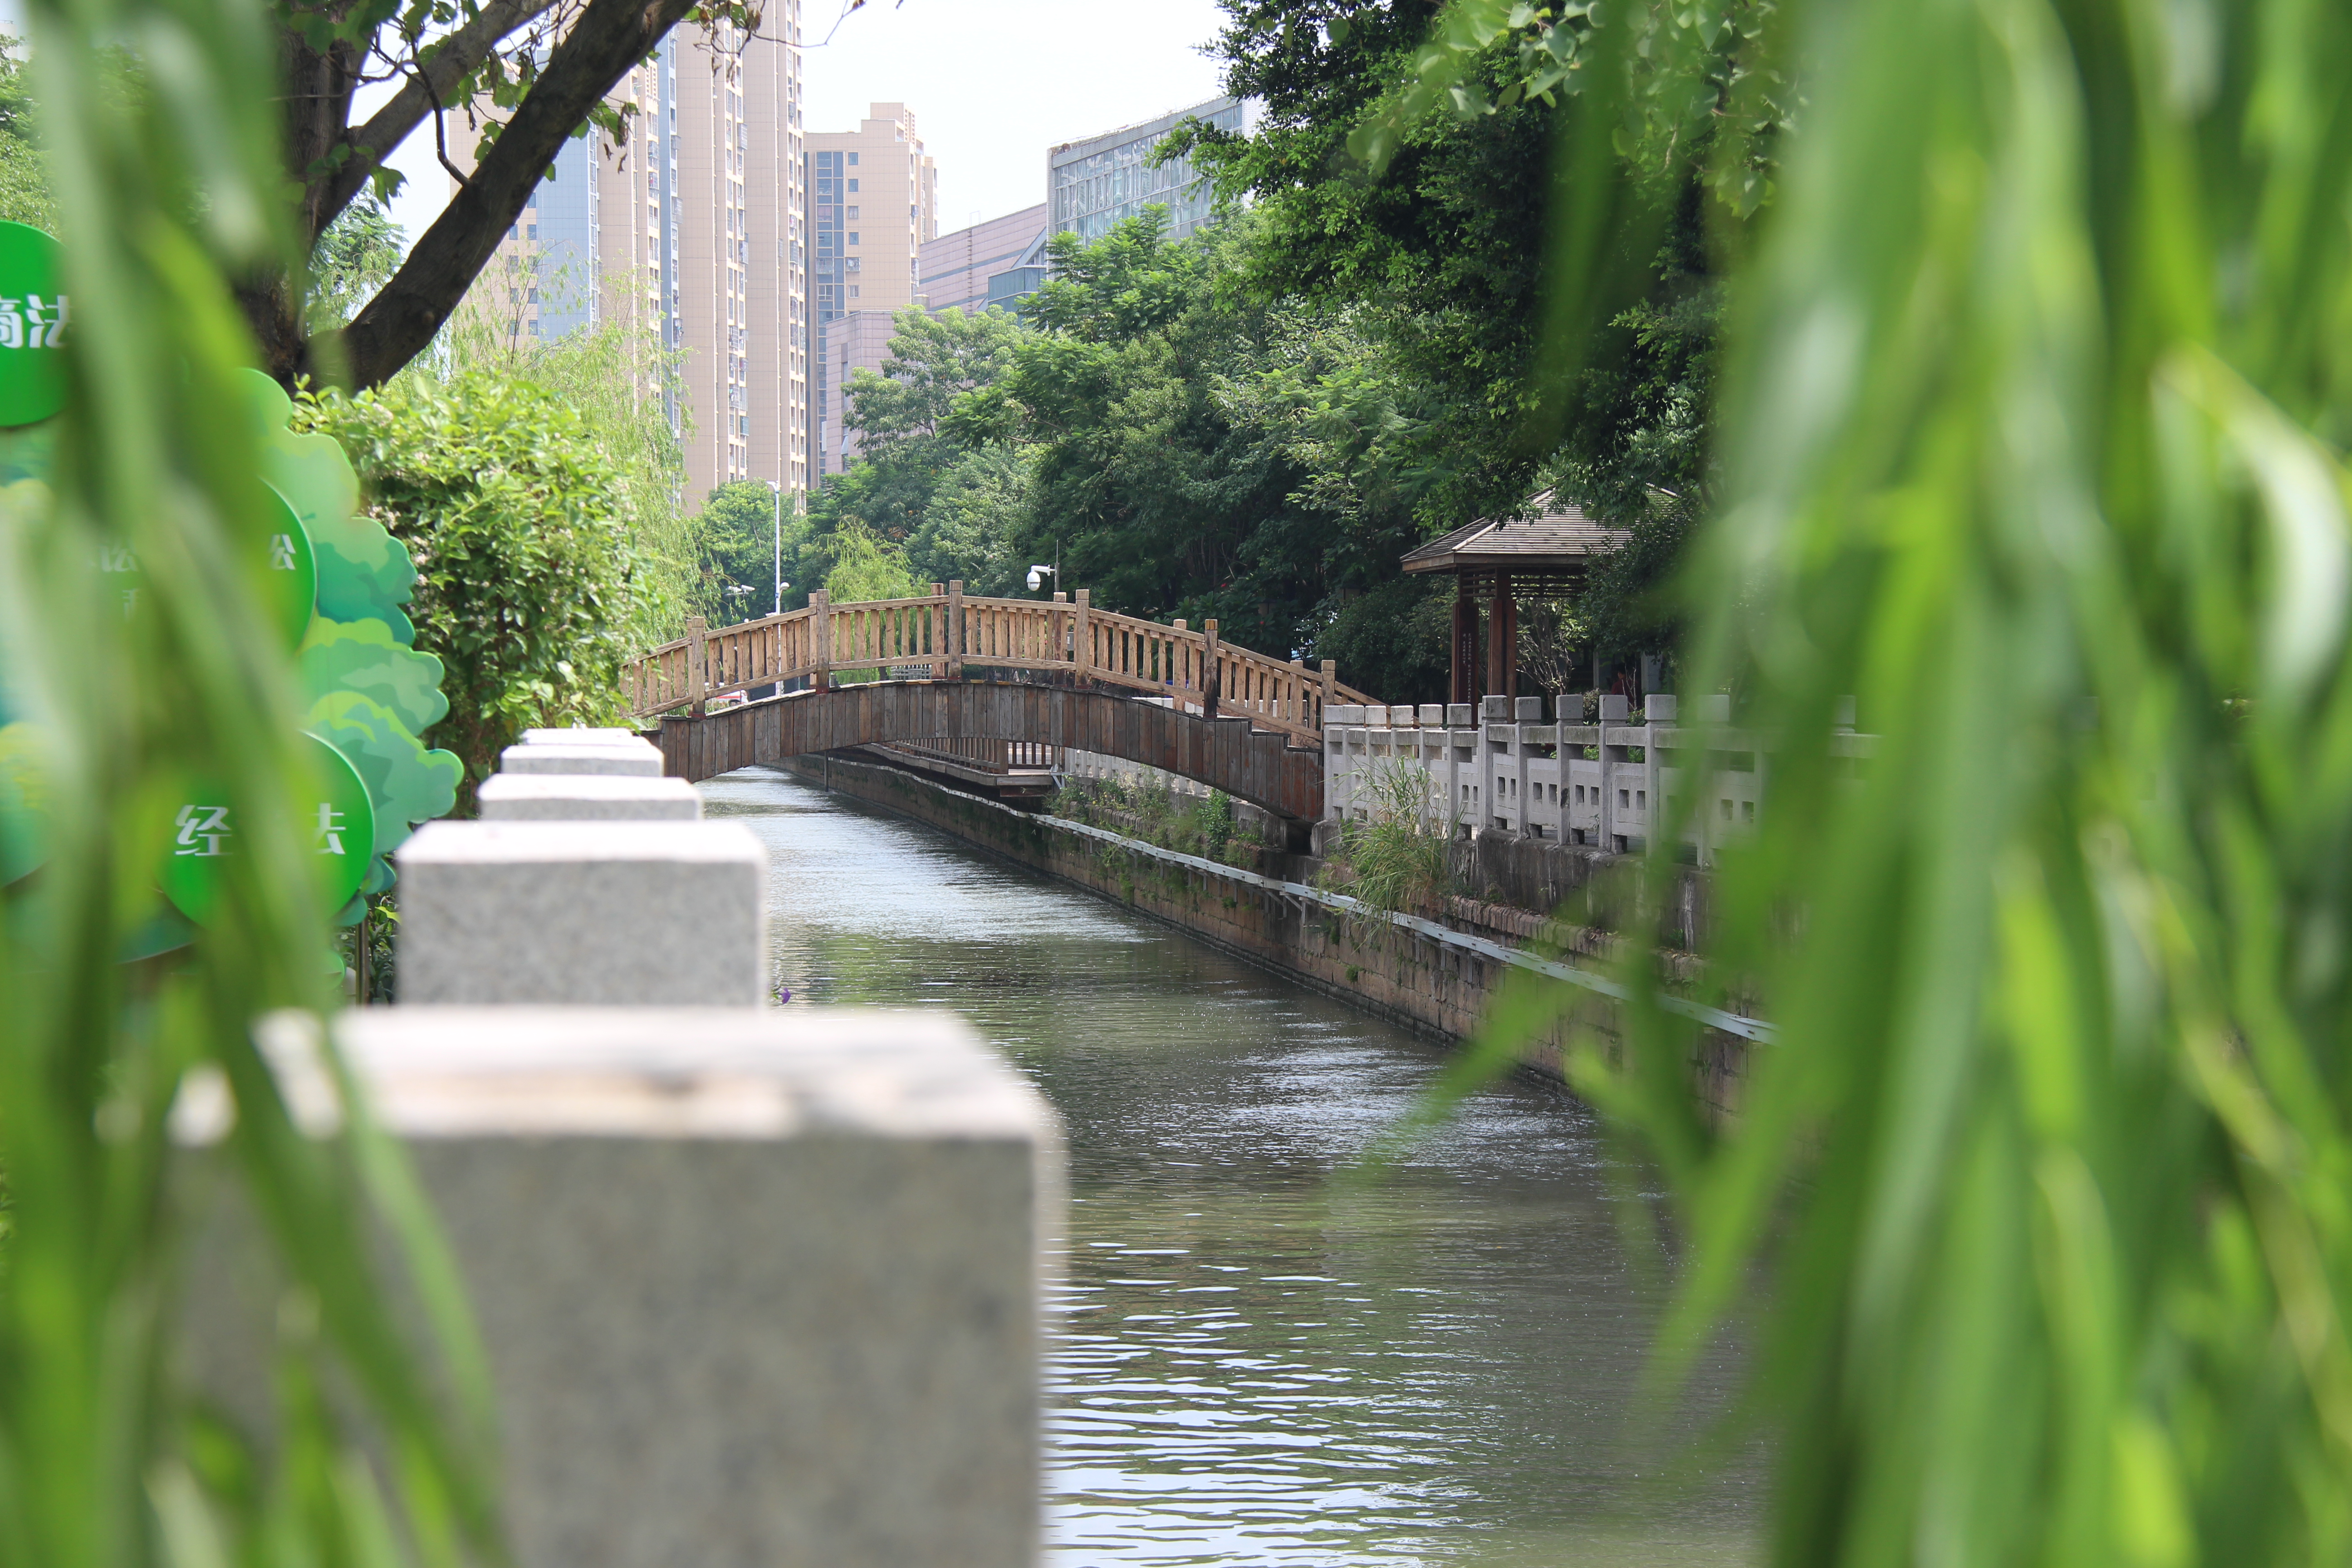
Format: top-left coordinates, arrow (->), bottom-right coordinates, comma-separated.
175,1006 -> 1060,1568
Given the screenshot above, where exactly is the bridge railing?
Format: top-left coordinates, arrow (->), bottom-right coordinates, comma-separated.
625,582 -> 1382,746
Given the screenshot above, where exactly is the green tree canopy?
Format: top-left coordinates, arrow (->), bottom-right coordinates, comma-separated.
295,370 -> 642,796
305,198 -> 404,333
0,42 -> 53,233
956,211 -> 1455,696
695,478 -> 799,623
426,302 -> 696,650
1177,1 -> 1741,676
808,304 -> 1035,598
844,305 -> 1029,453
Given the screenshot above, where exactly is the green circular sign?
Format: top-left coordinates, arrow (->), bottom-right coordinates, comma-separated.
94,480 -> 316,647
159,732 -> 376,925
258,482 -> 318,646
0,222 -> 66,428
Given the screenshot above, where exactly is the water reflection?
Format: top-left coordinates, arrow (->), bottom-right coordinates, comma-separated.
702,767 -> 1758,1565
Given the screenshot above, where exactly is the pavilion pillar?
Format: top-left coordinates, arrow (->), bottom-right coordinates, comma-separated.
1451,580 -> 1478,706
1485,572 -> 1516,697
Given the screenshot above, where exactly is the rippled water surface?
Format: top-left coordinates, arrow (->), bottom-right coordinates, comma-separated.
702,767 -> 1759,1566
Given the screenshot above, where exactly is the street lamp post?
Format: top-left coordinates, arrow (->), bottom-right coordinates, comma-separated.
766,479 -> 784,617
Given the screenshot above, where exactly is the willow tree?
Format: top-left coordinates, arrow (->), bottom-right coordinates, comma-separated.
1402,0 -> 2352,1558
0,0 -> 511,1549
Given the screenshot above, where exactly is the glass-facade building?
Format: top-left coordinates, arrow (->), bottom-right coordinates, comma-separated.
1047,97 -> 1251,245
810,146 -> 848,467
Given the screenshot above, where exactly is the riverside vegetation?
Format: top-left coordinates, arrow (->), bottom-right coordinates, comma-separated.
1049,774 -> 1276,872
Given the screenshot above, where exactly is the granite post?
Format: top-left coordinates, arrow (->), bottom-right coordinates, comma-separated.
396,821 -> 765,1004
175,1006 -> 1059,1568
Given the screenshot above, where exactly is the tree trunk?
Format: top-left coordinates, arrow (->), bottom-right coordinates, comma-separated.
245,0 -> 680,389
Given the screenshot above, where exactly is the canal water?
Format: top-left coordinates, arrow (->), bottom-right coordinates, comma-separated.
703,767 -> 1760,1567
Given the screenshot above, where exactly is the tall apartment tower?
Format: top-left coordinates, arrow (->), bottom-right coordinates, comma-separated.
808,103 -> 938,477
452,14 -> 812,504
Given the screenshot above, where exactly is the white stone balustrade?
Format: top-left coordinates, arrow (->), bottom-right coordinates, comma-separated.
1324,692 -> 1872,864
261,725 -> 1070,1566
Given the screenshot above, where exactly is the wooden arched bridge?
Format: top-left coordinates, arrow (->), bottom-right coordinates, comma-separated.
624,583 -> 1379,824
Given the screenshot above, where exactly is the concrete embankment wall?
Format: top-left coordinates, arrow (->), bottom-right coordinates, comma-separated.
783,754 -> 1749,1117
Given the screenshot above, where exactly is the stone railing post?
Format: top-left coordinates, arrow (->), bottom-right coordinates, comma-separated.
397,816 -> 765,1005
811,589 -> 832,691
1444,702 -> 1471,837
1319,658 -> 1336,730
1073,588 -> 1092,685
1643,692 -> 1673,858
686,616 -> 708,717
1202,619 -> 1222,717
946,580 -> 965,680
1478,694 -> 1510,832
1322,708 -> 1346,823
1597,692 -> 1628,852
1513,695 -> 1543,837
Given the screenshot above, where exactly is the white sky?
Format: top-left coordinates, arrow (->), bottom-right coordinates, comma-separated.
378,0 -> 1235,250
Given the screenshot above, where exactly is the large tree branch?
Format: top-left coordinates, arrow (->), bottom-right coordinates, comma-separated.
309,0 -> 565,242
284,0 -> 696,386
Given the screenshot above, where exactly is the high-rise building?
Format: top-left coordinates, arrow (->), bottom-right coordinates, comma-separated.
1047,97 -> 1252,245
808,103 -> 938,476
921,203 -> 1047,318
452,14 -> 812,504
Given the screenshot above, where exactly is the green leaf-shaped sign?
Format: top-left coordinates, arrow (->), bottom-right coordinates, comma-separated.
0,222 -> 66,427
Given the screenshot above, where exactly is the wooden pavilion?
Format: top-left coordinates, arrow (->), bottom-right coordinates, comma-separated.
1400,491 -> 1627,703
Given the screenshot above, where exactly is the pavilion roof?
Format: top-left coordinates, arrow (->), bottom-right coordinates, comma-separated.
1399,491 -> 1630,577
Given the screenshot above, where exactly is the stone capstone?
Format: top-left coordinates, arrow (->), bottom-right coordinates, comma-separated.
476,774 -> 703,822
395,820 -> 764,1004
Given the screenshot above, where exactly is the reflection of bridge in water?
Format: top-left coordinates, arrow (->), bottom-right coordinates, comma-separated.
623,584 -> 1379,830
